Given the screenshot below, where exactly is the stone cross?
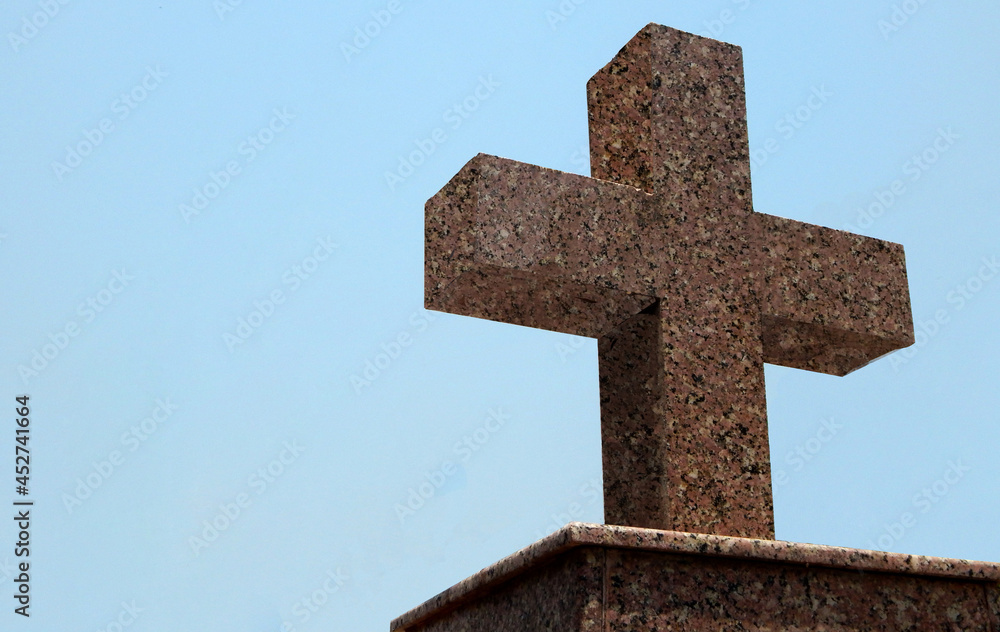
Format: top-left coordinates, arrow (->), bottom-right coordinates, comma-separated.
424,24 -> 914,540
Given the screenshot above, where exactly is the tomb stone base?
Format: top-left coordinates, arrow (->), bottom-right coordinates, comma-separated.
391,523 -> 1000,631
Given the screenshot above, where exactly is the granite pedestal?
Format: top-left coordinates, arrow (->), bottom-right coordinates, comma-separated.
392,523 -> 1000,631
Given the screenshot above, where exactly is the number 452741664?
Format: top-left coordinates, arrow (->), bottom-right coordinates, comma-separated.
15,395 -> 29,495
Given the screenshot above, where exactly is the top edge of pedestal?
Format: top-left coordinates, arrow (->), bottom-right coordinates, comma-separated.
390,522 -> 1000,631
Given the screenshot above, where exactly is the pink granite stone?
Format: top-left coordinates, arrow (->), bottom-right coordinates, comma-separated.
989,584 -> 1000,628
587,23 -> 753,216
425,24 -> 913,539
401,548 -> 603,632
392,523 -> 1000,632
398,21 -> 991,632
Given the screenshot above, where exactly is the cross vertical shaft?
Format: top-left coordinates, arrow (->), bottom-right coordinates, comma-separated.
589,25 -> 772,537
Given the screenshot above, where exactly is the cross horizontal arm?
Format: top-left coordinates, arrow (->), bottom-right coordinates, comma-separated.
425,153 -> 659,338
426,153 -> 914,376
754,214 -> 914,376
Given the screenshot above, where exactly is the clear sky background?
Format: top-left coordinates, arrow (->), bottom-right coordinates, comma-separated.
1,1 -> 998,630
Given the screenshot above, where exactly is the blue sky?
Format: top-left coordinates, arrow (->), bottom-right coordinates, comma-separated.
1,1 -> 998,629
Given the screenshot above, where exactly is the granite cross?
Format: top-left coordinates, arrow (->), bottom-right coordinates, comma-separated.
424,24 -> 914,540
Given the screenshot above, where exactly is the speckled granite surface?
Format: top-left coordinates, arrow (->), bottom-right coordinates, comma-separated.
407,22 -> 941,632
425,22 -> 913,539
392,523 -> 1000,631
